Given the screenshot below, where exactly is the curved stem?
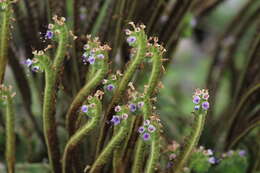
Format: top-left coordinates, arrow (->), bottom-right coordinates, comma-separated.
62,99 -> 102,173
5,95 -> 15,173
89,119 -> 131,173
132,46 -> 162,173
96,31 -> 147,155
173,114 -> 206,173
0,1 -> 11,83
66,59 -> 108,136
145,131 -> 160,173
42,24 -> 69,173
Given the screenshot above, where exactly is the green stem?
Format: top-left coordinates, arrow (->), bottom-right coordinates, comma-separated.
145,131 -> 160,173
66,58 -> 108,136
5,95 -> 15,173
0,1 -> 11,83
96,31 -> 147,155
173,114 -> 206,173
42,23 -> 69,173
62,98 -> 102,173
132,138 -> 145,173
89,119 -> 131,173
132,46 -> 162,173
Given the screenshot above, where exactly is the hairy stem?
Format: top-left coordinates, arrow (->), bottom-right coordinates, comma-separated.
66,58 -> 108,136
5,95 -> 15,173
42,24 -> 69,173
63,98 -> 101,173
145,131 -> 160,173
173,113 -> 206,173
0,1 -> 11,83
90,119 -> 131,173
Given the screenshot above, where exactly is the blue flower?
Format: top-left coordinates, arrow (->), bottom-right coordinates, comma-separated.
45,30 -> 54,39
142,132 -> 151,141
31,66 -> 40,72
88,56 -> 95,65
111,115 -> 121,125
202,101 -> 210,110
81,105 -> 88,113
147,124 -> 156,133
208,157 -> 216,164
129,103 -> 137,112
127,36 -> 136,44
194,105 -> 200,111
97,54 -> 105,59
138,126 -> 145,134
106,84 -> 115,91
193,95 -> 200,104
24,59 -> 33,67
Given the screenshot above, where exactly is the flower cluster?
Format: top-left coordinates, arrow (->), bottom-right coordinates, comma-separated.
138,120 -> 157,141
23,57 -> 41,72
103,72 -> 122,93
81,36 -> 110,65
44,16 -> 66,41
110,105 -> 129,126
80,96 -> 99,117
192,88 -> 210,111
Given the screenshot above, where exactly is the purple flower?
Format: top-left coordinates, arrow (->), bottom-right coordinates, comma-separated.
239,150 -> 246,157
24,59 -> 33,67
194,105 -> 200,111
144,120 -> 150,126
114,105 -> 121,112
88,56 -> 95,64
97,54 -> 105,59
202,93 -> 209,100
81,105 -> 88,113
129,103 -> 137,112
208,157 -> 216,164
142,132 -> 151,141
137,101 -> 144,108
147,124 -> 156,133
169,153 -> 177,160
138,126 -> 145,134
193,95 -> 200,104
45,30 -> 54,39
106,84 -> 115,91
111,115 -> 121,125
127,36 -> 136,44
202,101 -> 210,110
31,66 -> 40,72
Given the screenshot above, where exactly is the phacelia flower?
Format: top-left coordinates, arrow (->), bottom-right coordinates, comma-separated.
144,120 -> 150,126
45,30 -> 54,39
202,101 -> 210,110
111,115 -> 121,125
122,113 -> 128,120
31,66 -> 40,72
129,103 -> 137,112
137,101 -> 144,108
127,36 -> 136,44
81,105 -> 88,113
194,105 -> 200,111
147,124 -> 156,133
138,126 -> 145,134
202,93 -> 209,100
142,132 -> 151,141
193,95 -> 200,104
88,56 -> 95,64
167,161 -> 174,168
25,59 -> 33,67
114,105 -> 121,112
97,54 -> 105,59
239,150 -> 246,157
106,84 -> 115,91
208,157 -> 216,164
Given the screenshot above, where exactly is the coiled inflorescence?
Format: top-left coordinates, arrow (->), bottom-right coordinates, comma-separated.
193,88 -> 210,112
